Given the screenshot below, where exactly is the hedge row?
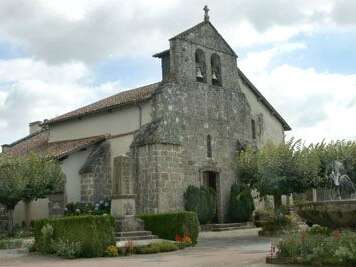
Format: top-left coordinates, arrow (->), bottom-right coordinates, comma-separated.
34,215 -> 115,258
140,212 -> 199,245
184,185 -> 217,224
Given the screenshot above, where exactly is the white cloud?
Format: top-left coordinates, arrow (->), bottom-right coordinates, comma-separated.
239,51 -> 356,143
0,58 -> 122,145
0,0 -> 355,147
0,0 -> 354,64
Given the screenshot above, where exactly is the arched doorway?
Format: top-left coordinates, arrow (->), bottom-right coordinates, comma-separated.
202,171 -> 219,222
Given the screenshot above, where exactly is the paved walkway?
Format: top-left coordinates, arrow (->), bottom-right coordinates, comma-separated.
0,228 -> 303,267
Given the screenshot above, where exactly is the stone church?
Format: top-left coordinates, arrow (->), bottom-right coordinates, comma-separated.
2,9 -> 290,223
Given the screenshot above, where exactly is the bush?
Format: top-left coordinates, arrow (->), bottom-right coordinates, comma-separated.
228,183 -> 255,222
277,230 -> 356,265
51,239 -> 81,259
254,208 -> 296,235
64,200 -> 111,216
104,245 -> 119,257
140,212 -> 199,245
184,185 -> 216,224
34,215 -> 115,258
0,239 -> 24,249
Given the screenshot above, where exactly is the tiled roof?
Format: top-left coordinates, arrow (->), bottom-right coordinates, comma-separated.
47,83 -> 160,124
5,130 -> 106,159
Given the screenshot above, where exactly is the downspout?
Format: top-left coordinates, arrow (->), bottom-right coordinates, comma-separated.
138,104 -> 142,128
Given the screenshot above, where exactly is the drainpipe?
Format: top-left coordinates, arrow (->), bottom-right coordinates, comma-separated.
137,104 -> 142,127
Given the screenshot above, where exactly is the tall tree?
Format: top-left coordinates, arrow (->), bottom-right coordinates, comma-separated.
0,154 -> 65,233
0,155 -> 28,234
237,139 -> 320,208
22,154 -> 65,228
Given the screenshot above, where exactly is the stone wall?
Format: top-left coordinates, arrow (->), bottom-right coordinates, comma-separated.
79,142 -> 111,203
132,21 -> 285,221
134,144 -> 187,214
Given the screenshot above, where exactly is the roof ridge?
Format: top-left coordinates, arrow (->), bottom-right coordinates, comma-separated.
4,129 -> 48,147
48,135 -> 106,145
170,21 -> 237,57
47,82 -> 160,125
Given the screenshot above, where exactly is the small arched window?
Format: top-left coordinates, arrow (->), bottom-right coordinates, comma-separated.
195,49 -> 207,83
211,53 -> 222,86
207,135 -> 212,158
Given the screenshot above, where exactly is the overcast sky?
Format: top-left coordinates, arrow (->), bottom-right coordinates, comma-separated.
0,0 -> 355,147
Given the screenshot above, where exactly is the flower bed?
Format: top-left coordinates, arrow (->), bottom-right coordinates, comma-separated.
140,211 -> 199,245
33,215 -> 115,258
274,225 -> 356,266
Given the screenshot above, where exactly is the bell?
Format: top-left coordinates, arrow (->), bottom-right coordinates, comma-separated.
196,67 -> 203,79
212,71 -> 218,80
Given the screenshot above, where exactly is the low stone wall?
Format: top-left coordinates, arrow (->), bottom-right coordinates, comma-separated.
297,199 -> 356,228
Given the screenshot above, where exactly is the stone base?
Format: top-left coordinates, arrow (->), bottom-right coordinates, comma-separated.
48,193 -> 65,217
116,215 -> 145,232
111,194 -> 136,217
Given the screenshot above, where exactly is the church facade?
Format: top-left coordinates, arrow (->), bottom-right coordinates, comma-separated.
2,11 -> 290,223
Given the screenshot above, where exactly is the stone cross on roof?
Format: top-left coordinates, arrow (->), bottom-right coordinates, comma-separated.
203,5 -> 210,22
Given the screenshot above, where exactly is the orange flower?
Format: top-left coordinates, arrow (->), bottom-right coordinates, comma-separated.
175,234 -> 182,242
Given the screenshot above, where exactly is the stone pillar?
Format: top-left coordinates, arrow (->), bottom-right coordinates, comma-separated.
312,189 -> 317,202
111,195 -> 136,218
112,155 -> 133,196
111,155 -> 137,218
48,193 -> 65,217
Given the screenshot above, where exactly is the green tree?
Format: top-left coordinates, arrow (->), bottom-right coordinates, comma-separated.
309,140 -> 356,186
0,154 -> 65,233
22,154 -> 65,227
237,139 -> 320,208
0,155 -> 28,233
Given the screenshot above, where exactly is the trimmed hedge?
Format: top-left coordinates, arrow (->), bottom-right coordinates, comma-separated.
228,183 -> 255,222
184,185 -> 216,224
34,215 -> 115,258
140,212 -> 199,245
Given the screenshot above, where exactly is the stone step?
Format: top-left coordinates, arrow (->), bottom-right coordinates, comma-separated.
115,231 -> 153,237
115,235 -> 158,241
209,222 -> 246,228
212,226 -> 252,232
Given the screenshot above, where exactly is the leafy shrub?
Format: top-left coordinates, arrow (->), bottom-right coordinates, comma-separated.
228,183 -> 255,222
34,215 -> 115,258
64,200 -> 110,216
104,245 -> 119,257
184,185 -> 216,224
140,211 -> 199,245
51,239 -> 82,259
277,230 -> 356,265
307,224 -> 331,236
255,208 -> 296,235
135,241 -> 179,254
0,238 -> 24,249
39,224 -> 54,254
